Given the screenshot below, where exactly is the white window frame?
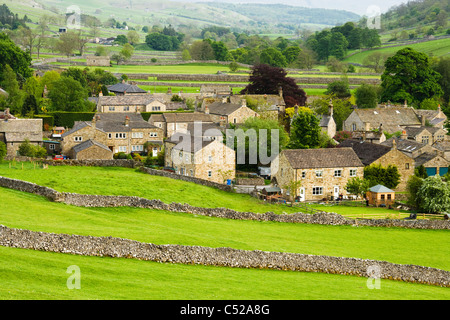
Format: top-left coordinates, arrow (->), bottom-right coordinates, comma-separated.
349,169 -> 357,177
312,187 -> 323,195
118,146 -> 127,153
74,136 -> 83,142
334,169 -> 342,177
315,170 -> 323,178
49,144 -> 55,150
208,170 -> 212,177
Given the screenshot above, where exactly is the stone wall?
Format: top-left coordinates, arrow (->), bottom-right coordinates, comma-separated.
1,175 -> 449,230
0,225 -> 448,287
43,159 -> 143,168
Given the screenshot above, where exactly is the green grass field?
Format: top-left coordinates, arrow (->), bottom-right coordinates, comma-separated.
343,37 -> 450,65
0,162 -> 407,217
0,186 -> 449,299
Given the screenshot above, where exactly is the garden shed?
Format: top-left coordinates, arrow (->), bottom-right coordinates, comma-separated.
366,184 -> 395,207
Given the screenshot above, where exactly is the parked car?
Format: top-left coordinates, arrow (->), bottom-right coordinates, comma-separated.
53,155 -> 64,160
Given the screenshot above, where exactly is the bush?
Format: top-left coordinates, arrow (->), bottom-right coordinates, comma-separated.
151,58 -> 157,63
17,139 -> 47,158
113,152 -> 128,159
0,141 -> 6,162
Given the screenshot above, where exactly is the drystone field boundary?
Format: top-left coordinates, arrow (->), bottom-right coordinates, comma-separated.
1,175 -> 449,230
0,225 -> 448,287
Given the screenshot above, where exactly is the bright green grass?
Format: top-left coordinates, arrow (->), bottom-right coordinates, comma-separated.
2,246 -> 449,300
0,162 -> 299,214
0,162 -> 410,217
1,187 -> 449,271
343,38 -> 450,64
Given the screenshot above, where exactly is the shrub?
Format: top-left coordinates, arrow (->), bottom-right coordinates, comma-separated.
113,152 -> 128,159
0,141 -> 6,162
151,58 -> 157,63
17,139 -> 47,158
417,175 -> 450,213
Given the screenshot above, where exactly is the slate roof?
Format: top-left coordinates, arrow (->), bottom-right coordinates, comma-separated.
97,95 -> 162,106
72,139 -> 111,154
282,148 -> 364,169
351,107 -> 421,133
186,122 -> 224,137
319,114 -> 333,127
404,126 -> 441,137
61,121 -> 100,138
433,140 -> 450,152
229,94 -> 285,107
94,112 -> 157,132
413,152 -> 441,167
338,139 -> 391,166
207,102 -> 244,116
369,184 -> 394,193
165,132 -> 216,153
381,137 -> 428,154
107,82 -> 147,94
160,113 -> 214,123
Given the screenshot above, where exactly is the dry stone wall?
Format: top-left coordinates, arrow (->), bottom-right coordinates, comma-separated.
0,225 -> 448,287
1,175 -> 449,230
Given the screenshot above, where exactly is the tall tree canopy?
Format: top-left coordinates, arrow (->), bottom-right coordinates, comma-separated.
380,47 -> 443,106
241,64 -> 307,108
0,32 -> 32,79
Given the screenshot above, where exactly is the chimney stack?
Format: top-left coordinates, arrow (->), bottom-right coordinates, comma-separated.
205,105 -> 209,114
241,99 -> 247,108
421,115 -> 426,126
125,116 -> 130,127
329,100 -> 333,116
400,130 -> 407,140
278,86 -> 283,98
364,122 -> 370,132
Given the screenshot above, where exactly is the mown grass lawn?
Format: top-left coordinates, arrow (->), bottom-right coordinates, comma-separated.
1,187 -> 449,271
1,246 -> 449,300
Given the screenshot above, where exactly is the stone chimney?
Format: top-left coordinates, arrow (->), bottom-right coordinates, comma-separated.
364,122 -> 370,131
329,100 -> 333,116
421,115 -> 426,126
125,116 -> 130,127
294,105 -> 299,115
241,99 -> 247,108
278,86 -> 283,98
400,130 -> 408,140
392,138 -> 397,150
379,123 -> 383,133
222,97 -> 228,104
99,91 -> 103,97
205,105 -> 209,114
92,115 -> 96,129
404,100 -> 408,108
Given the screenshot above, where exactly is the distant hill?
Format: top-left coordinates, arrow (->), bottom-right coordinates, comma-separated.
8,0 -> 360,33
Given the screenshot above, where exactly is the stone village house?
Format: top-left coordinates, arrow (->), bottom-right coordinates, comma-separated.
205,99 -> 259,126
148,113 -> 215,138
0,109 -> 43,157
164,132 -> 236,184
271,148 -> 364,202
61,113 -> 163,159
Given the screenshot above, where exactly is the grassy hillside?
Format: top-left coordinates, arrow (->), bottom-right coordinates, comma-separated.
343,37 -> 450,64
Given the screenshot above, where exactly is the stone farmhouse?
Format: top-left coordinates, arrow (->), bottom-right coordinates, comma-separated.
0,109 -> 43,156
61,113 -> 163,159
414,106 -> 448,129
205,100 -> 259,126
402,126 -> 447,146
86,55 -> 110,67
148,113 -> 214,138
164,132 -> 235,184
271,148 -> 364,201
343,106 -> 421,134
339,139 -> 415,191
96,95 -> 167,113
413,151 -> 449,177
433,140 -> 450,161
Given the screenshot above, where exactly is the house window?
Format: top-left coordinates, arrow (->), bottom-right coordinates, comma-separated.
150,132 -> 158,137
405,163 -> 410,169
437,135 -> 444,141
334,170 -> 342,177
49,144 -> 55,150
208,155 -> 212,163
422,136 -> 429,144
381,194 -> 385,200
115,133 -> 126,139
208,170 -> 212,177
352,123 -> 357,131
109,106 -> 115,111
118,146 -> 127,153
190,170 -> 193,177
124,106 -> 130,111
132,132 -> 143,138
74,136 -> 83,142
301,171 -> 306,179
350,169 -> 357,177
312,187 -> 323,195
387,194 -> 392,200
108,133 -> 112,139
179,151 -> 183,159
152,106 -> 161,111
233,118 -> 237,124
315,170 -> 323,178
131,145 -> 144,152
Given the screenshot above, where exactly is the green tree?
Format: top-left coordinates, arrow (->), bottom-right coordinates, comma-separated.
288,107 -> 321,149
329,32 -> 348,60
380,47 -> 443,106
120,43 -> 134,62
127,30 -> 140,45
0,64 -> 23,115
310,96 -> 352,131
282,46 -> 301,65
260,47 -> 287,68
0,32 -> 32,79
415,165 -> 428,179
211,41 -> 229,61
325,78 -> 351,99
417,175 -> 450,213
114,34 -> 128,45
345,177 -> 370,198
355,83 -> 380,108
189,40 -> 215,60
433,57 -> 450,105
406,175 -> 424,210
364,163 -> 401,190
48,76 -> 91,112
21,94 -> 38,116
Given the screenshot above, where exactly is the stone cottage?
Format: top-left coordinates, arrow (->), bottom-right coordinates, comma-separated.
96,95 -> 167,113
0,109 -> 43,156
164,132 -> 236,184
271,148 -> 364,201
339,139 -> 415,191
205,99 -> 259,126
149,112 -> 214,138
107,82 -> 147,96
